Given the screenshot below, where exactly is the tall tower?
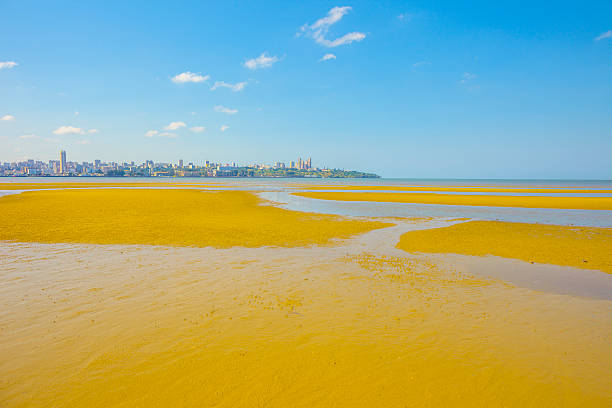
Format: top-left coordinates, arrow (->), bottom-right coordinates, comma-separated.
307,157 -> 312,169
60,150 -> 67,174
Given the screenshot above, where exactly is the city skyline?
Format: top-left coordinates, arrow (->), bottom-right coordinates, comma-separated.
2,149 -> 380,178
1,1 -> 611,179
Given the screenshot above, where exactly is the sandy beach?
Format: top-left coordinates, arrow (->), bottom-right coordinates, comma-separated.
1,180 -> 611,407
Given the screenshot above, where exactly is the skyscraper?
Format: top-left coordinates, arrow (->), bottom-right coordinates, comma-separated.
60,150 -> 67,174
307,157 -> 312,169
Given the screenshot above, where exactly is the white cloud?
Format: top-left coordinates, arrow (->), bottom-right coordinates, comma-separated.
158,132 -> 178,138
323,32 -> 366,47
244,53 -> 279,70
75,111 -> 79,116
594,30 -> 612,41
76,139 -> 91,145
87,128 -> 99,134
299,6 -> 366,48
460,72 -> 477,84
164,121 -> 186,130
53,125 -> 85,135
398,13 -> 412,22
211,81 -> 248,92
1,114 -> 15,121
214,105 -> 238,115
319,53 -> 336,62
0,61 -> 18,69
190,126 -> 205,133
171,71 -> 210,83
220,125 -> 229,132
19,134 -> 38,139
145,130 -> 158,138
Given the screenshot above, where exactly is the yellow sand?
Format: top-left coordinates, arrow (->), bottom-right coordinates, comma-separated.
293,185 -> 612,193
1,245 -> 611,407
397,220 -> 612,274
293,191 -> 612,210
0,189 -> 390,248
0,182 -> 221,190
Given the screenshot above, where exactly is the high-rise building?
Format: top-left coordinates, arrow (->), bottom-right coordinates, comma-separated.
179,159 -> 183,168
307,157 -> 312,169
289,161 -> 295,169
59,150 -> 67,174
298,157 -> 303,170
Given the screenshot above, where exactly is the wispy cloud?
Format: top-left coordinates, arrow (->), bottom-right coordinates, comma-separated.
211,81 -> 248,92
190,126 -> 205,133
244,53 -> 279,70
76,139 -> 91,145
214,105 -> 238,115
594,30 -> 612,41
0,61 -> 18,69
19,134 -> 38,139
319,53 -> 336,62
220,125 -> 229,132
158,132 -> 178,138
164,121 -> 186,130
145,130 -> 158,138
171,71 -> 210,83
1,114 -> 15,121
53,125 -> 85,135
299,6 -> 366,48
88,128 -> 99,134
397,13 -> 412,22
459,72 -> 477,84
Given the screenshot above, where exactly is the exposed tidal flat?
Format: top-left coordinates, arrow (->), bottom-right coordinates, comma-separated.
1,179 -> 612,407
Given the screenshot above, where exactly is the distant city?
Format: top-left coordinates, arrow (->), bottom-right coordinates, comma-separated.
1,151 -> 379,178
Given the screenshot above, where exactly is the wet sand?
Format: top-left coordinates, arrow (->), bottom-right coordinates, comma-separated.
293,191 -> 612,210
1,184 -> 611,407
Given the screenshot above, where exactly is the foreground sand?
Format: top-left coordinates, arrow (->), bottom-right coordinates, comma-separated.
397,221 -> 612,274
1,243 -> 611,407
0,189 -> 390,248
293,191 -> 612,210
1,187 -> 611,407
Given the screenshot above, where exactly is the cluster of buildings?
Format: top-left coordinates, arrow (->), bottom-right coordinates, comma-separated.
1,151 -> 320,177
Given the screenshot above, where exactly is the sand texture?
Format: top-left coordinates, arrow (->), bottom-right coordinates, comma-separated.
293,191 -> 612,210
0,189 -> 390,248
397,220 -> 612,274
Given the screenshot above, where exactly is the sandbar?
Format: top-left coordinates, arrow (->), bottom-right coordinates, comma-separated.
0,189 -> 390,248
397,220 -> 612,274
293,191 -> 612,210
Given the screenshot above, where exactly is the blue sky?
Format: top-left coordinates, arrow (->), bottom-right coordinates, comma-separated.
1,0 -> 611,178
